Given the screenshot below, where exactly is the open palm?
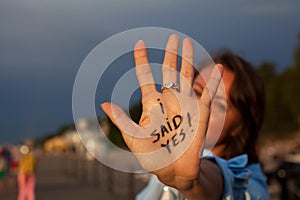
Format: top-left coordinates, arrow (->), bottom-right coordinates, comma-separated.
101,35 -> 222,190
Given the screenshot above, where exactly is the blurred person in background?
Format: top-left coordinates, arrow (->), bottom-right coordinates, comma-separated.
18,142 -> 37,200
2,144 -> 12,174
0,149 -> 6,190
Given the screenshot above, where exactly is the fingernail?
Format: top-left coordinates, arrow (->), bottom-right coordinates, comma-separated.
216,64 -> 224,74
101,102 -> 109,110
183,37 -> 192,44
135,40 -> 145,49
170,34 -> 180,39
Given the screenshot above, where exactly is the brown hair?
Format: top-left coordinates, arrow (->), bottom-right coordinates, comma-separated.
212,50 -> 265,163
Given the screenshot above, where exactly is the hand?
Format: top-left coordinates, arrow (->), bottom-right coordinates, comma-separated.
101,34 -> 223,191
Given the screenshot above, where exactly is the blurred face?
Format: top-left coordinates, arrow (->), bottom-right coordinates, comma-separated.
193,67 -> 242,156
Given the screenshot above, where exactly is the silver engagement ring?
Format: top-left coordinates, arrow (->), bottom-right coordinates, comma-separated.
161,82 -> 180,92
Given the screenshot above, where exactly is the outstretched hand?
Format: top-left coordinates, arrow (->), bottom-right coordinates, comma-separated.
101,34 -> 223,191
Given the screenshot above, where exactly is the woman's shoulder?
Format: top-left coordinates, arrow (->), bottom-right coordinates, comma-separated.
204,154 -> 270,200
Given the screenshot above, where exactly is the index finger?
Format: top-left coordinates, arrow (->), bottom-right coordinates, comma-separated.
134,40 -> 156,97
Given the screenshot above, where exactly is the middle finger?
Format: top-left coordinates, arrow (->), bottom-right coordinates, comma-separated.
162,34 -> 180,87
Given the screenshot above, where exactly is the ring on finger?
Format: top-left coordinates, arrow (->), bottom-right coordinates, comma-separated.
161,82 -> 180,92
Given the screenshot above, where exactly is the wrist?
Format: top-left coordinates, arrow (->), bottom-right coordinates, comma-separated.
175,178 -> 199,192
178,179 -> 201,200
157,175 -> 199,193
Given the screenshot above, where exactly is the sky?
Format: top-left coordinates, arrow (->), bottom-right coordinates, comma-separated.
1,0 -> 300,144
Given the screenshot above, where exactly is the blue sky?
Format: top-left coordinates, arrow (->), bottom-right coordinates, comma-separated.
1,0 -> 300,144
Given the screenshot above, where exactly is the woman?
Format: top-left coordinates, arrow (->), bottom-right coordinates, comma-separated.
102,35 -> 269,199
18,145 -> 36,200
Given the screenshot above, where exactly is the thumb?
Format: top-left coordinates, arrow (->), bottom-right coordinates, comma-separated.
101,102 -> 144,139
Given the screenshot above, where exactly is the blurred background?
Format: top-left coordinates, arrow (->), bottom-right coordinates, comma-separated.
1,0 -> 300,199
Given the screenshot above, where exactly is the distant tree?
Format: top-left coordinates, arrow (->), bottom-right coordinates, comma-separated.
257,62 -> 294,133
34,124 -> 75,147
293,33 -> 300,66
257,32 -> 300,134
280,33 -> 300,131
